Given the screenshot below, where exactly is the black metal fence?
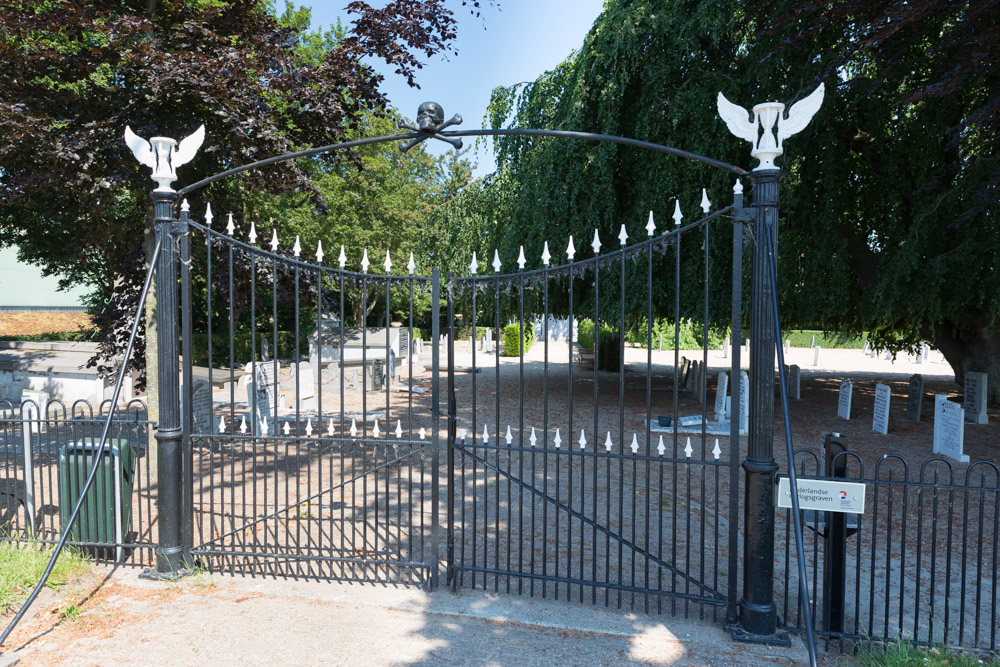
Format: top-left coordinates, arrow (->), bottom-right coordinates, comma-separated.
445,207 -> 741,618
776,449 -> 1000,654
0,399 -> 156,564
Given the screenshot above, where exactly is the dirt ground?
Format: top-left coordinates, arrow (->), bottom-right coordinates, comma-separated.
0,312 -> 93,338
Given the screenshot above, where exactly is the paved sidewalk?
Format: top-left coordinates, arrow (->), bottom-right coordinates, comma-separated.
3,567 -> 817,666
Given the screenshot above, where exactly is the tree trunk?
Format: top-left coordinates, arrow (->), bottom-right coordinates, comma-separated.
930,319 -> 1000,408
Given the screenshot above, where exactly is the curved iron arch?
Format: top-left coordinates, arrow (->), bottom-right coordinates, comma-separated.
176,126 -> 746,197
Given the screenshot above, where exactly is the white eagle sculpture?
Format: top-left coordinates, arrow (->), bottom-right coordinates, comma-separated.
717,83 -> 825,170
124,124 -> 205,192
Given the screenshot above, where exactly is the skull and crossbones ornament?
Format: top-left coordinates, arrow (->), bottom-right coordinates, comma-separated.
398,101 -> 463,152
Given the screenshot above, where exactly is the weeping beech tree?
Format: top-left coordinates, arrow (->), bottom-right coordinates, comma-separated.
468,0 -> 999,405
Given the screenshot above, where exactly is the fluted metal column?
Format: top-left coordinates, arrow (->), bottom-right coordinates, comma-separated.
151,189 -> 189,577
735,167 -> 789,644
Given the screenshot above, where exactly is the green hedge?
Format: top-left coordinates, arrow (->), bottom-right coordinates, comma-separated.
577,320 -> 596,349
502,322 -> 534,357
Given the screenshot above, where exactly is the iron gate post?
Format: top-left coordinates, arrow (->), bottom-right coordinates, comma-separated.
151,188 -> 191,577
734,167 -> 790,644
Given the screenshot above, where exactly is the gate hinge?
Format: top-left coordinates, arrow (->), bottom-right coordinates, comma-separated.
731,206 -> 755,223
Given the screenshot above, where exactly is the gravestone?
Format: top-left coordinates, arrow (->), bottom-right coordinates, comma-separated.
933,395 -> 969,462
246,381 -> 273,437
963,372 -> 988,424
723,337 -> 729,359
714,372 -> 729,422
680,357 -> 691,388
916,352 -> 923,365
685,360 -> 697,392
869,348 -> 877,359
837,379 -> 853,420
810,335 -> 815,349
872,383 -> 891,435
863,340 -> 869,354
739,371 -> 749,434
813,346 -> 822,367
191,380 -> 214,434
784,339 -> 790,354
372,358 -> 385,391
905,374 -> 924,421
788,364 -> 801,400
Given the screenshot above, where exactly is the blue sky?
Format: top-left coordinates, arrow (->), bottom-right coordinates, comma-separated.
305,1 -> 606,175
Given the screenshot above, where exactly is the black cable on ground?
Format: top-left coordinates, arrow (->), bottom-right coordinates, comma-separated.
0,239 -> 162,652
763,220 -> 819,667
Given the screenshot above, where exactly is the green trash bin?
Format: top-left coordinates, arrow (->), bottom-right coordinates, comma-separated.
59,439 -> 136,560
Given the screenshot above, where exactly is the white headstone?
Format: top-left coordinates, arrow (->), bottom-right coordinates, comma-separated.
788,365 -> 801,400
784,339 -> 790,354
246,381 -> 273,437
739,371 -> 749,434
813,346 -> 822,367
292,362 -> 315,400
837,379 -> 853,420
191,381 -> 214,434
714,372 -> 729,422
963,372 -> 988,424
933,394 -> 969,462
723,337 -> 730,359
862,340 -> 869,354
872,383 -> 891,435
810,335 -> 815,349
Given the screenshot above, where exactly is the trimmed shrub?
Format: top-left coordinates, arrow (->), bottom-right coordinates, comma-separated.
577,320 -> 596,349
502,322 -> 534,357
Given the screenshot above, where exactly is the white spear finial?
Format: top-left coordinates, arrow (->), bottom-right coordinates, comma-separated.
226,213 -> 235,236
293,235 -> 301,258
373,420 -> 380,438
305,419 -> 313,436
384,249 -> 392,273
419,427 -> 426,440
327,418 -> 335,436
567,236 -> 576,260
124,124 -> 205,193
591,229 -> 602,255
408,252 -> 416,275
553,428 -> 561,448
248,220 -> 257,244
469,251 -> 479,275
338,245 -> 347,269
618,224 -> 628,246
717,83 -> 825,170
734,179 -> 744,195
579,429 -> 587,450
361,249 -> 370,273
712,438 -> 722,460
672,200 -> 683,226
270,228 -> 279,252
504,425 -> 512,445
239,415 -> 247,434
517,246 -> 526,270
529,426 -> 537,447
646,211 -> 655,237
283,421 -> 290,436
204,203 -> 213,226
657,435 -> 666,456
458,428 -> 466,442
316,240 -> 325,263
541,241 -> 551,266
395,420 -> 403,439
604,431 -> 613,452
350,418 -> 358,438
482,424 -> 489,443
684,437 -> 693,458
492,249 -> 502,273
259,415 -> 269,438
180,199 -> 190,213
700,188 -> 711,214
630,433 -> 639,454
218,414 -> 226,433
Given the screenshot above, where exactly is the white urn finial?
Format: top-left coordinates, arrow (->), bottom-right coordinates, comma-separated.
717,83 -> 825,170
124,125 -> 205,192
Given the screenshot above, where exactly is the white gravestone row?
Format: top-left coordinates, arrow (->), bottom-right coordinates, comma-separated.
905,374 -> 924,421
963,372 -> 988,425
837,379 -> 853,420
529,315 -> 578,343
872,383 -> 891,435
934,394 -> 969,463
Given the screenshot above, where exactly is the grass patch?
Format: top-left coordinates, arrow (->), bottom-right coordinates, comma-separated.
0,541 -> 89,613
781,329 -> 867,350
854,637 -> 1000,666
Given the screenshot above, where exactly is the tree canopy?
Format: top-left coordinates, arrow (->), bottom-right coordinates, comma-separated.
462,0 -> 999,403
